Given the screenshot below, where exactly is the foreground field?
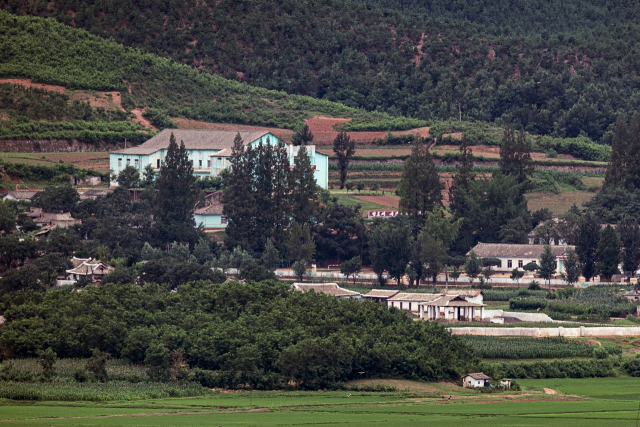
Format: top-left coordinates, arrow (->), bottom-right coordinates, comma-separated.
0,378 -> 638,426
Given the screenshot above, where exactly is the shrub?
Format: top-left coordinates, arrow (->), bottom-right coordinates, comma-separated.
592,347 -> 609,359
38,348 -> 57,381
85,349 -> 109,382
622,359 -> 640,377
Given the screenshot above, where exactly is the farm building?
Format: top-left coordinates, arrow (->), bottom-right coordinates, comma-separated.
439,289 -> 484,305
387,293 -> 442,315
1,190 -> 42,201
362,289 -> 399,303
194,191 -> 227,230
292,283 -> 361,299
110,129 -> 329,189
468,243 -> 575,274
57,257 -> 114,286
463,373 -> 491,388
418,295 -> 486,321
624,289 -> 640,302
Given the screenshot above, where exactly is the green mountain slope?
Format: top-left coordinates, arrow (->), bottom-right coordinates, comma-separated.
0,10 -> 421,143
5,0 -> 640,143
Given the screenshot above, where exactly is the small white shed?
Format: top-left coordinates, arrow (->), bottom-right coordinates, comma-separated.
463,373 -> 491,388
500,379 -> 511,389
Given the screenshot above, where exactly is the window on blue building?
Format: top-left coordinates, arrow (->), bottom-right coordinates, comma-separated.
118,158 -> 122,167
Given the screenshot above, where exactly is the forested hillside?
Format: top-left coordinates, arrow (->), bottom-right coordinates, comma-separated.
5,0 -> 640,142
0,10 -> 417,141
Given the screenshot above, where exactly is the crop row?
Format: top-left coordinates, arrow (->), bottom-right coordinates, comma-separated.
462,336 -> 596,359
0,380 -> 208,401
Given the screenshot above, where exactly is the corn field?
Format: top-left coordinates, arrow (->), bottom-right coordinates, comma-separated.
484,288 -> 549,301
462,336 -> 597,359
0,381 -> 208,401
1,358 -> 148,381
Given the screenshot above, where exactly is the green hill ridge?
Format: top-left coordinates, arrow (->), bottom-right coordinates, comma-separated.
4,0 -> 640,144
0,10 -> 423,143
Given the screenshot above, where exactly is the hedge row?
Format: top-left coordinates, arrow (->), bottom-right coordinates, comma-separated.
493,359 -> 615,379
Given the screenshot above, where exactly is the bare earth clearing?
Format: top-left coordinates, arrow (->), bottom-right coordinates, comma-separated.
0,78 -> 153,130
354,194 -> 400,208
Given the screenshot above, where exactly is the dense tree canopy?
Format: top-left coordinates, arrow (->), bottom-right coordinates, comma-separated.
0,280 -> 479,389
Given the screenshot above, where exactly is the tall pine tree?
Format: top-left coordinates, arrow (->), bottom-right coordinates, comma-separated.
291,124 -> 314,146
289,144 -> 318,226
575,213 -> 601,282
618,217 -> 640,276
595,224 -> 622,281
499,125 -> 533,185
223,133 -> 255,251
397,140 -> 442,221
449,134 -> 475,217
153,132 -> 199,244
333,132 -> 356,189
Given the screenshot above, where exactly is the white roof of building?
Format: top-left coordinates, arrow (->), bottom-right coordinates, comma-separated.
112,129 -> 278,155
292,283 -> 360,297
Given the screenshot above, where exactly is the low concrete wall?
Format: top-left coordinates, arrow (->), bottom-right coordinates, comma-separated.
483,310 -> 555,322
502,312 -> 555,322
450,326 -> 640,337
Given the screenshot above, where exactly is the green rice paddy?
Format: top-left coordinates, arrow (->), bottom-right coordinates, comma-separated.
0,377 -> 638,426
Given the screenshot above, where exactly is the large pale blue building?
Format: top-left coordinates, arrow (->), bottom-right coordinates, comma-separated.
110,129 -> 329,229
110,129 -> 328,188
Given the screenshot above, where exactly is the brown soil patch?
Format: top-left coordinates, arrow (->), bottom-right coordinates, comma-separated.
354,194 -> 400,209
0,78 -> 67,93
67,90 -> 123,111
526,191 -> 594,216
320,148 -> 413,157
544,388 -> 557,394
0,79 -> 124,111
306,116 -> 430,145
131,108 -> 156,130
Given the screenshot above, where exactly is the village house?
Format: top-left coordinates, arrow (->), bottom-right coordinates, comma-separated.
34,212 -> 81,228
194,191 -> 226,230
468,243 -> 575,274
79,189 -> 113,200
419,295 -> 486,321
58,257 -> 114,286
292,283 -> 361,299
1,190 -> 42,202
110,129 -> 329,190
439,289 -> 484,304
463,373 -> 491,388
624,289 -> 640,302
361,289 -> 399,303
386,293 -> 442,315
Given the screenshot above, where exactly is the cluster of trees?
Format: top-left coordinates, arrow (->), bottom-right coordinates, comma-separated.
221,132 -> 362,276
8,1 -> 640,143
0,280 -> 480,389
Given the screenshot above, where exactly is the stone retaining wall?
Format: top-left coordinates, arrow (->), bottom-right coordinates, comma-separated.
450,326 -> 640,337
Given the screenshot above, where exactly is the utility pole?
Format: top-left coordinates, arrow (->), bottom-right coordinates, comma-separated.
458,103 -> 462,121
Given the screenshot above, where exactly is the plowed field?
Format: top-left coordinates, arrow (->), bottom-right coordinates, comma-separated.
354,194 -> 400,208
306,116 -> 430,144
